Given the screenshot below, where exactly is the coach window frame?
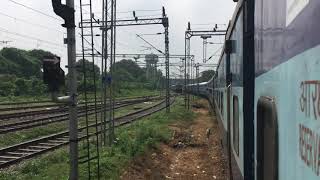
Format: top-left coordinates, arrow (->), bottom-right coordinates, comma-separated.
233,95 -> 240,156
256,96 -> 278,180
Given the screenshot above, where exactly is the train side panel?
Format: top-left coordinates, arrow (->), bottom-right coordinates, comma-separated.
254,0 -> 320,179
230,7 -> 244,179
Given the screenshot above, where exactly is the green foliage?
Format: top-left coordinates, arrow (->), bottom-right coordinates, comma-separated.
0,48 -> 162,98
1,48 -> 41,77
0,48 -> 56,97
0,53 -> 19,75
28,49 -> 55,62
93,98 -> 195,179
0,98 -> 195,180
112,59 -> 164,91
0,81 -> 15,96
75,59 -> 101,80
75,59 -> 101,92
114,59 -> 145,80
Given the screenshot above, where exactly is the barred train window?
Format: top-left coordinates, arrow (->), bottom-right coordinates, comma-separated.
233,96 -> 239,156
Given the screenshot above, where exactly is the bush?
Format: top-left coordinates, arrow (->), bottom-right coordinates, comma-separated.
0,81 -> 15,96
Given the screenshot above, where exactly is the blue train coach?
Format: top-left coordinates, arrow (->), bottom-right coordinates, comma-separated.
187,0 -> 320,179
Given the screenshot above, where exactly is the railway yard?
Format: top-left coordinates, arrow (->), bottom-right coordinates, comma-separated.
0,96 -> 165,159
2,0 -> 318,179
0,0 -> 238,179
0,96 -> 228,179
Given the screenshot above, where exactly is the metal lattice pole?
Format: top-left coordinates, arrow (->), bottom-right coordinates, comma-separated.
163,10 -> 170,113
186,38 -> 191,110
101,0 -> 106,146
107,0 -> 116,145
184,23 -> 190,110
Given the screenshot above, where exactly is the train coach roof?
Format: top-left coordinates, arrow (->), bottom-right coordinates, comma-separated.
216,0 -> 243,69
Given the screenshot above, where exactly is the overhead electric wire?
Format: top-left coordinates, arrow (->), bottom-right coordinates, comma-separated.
0,33 -> 65,52
136,34 -> 164,54
105,33 -> 140,52
117,14 -> 162,20
117,9 -> 161,14
0,27 -> 64,48
192,23 -> 227,26
0,12 -> 64,34
7,0 -> 62,22
207,46 -> 224,62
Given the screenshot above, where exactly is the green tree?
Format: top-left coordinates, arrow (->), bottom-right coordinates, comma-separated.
114,59 -> 145,80
28,49 -> 55,62
14,78 -> 30,96
1,48 -> 41,78
30,77 -> 47,95
75,59 -> 101,92
75,59 -> 101,80
0,81 -> 15,96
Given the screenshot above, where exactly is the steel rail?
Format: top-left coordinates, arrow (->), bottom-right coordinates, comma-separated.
0,97 -> 174,169
0,97 -> 162,134
0,96 -> 159,120
0,95 -> 158,112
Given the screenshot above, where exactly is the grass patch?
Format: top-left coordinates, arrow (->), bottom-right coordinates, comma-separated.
0,97 -> 195,180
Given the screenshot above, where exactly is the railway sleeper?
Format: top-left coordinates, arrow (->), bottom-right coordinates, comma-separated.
18,149 -> 41,153
56,137 -> 68,140
6,152 -> 32,156
48,140 -> 67,143
39,143 -> 60,147
29,145 -> 51,150
0,156 -> 19,160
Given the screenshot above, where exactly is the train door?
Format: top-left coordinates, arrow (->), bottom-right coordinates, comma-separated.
226,40 -> 233,179
256,97 -> 278,180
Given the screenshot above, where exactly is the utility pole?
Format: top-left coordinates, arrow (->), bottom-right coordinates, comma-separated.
80,7 -> 171,113
51,0 -> 78,179
195,63 -> 200,94
65,1 -> 77,179
163,7 -> 170,113
201,35 -> 211,63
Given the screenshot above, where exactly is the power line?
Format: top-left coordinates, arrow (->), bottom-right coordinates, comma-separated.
1,35 -> 65,52
207,46 -> 223,62
117,9 -> 161,14
8,0 -> 62,22
192,23 -> 227,26
0,27 -> 64,48
117,14 -> 162,20
0,12 -> 64,34
136,34 -> 164,54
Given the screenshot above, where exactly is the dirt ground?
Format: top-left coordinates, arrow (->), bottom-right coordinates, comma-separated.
121,100 -> 228,180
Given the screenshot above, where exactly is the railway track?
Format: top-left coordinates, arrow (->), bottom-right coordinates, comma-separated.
0,95 -> 159,112
0,97 -> 174,169
0,96 -> 160,120
0,97 -> 162,134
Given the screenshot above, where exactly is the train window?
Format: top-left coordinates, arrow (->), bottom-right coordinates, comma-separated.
233,96 -> 239,156
221,93 -> 223,114
257,97 -> 278,180
217,91 -> 221,107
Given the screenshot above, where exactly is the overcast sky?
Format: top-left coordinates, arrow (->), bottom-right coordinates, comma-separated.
0,0 -> 236,77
